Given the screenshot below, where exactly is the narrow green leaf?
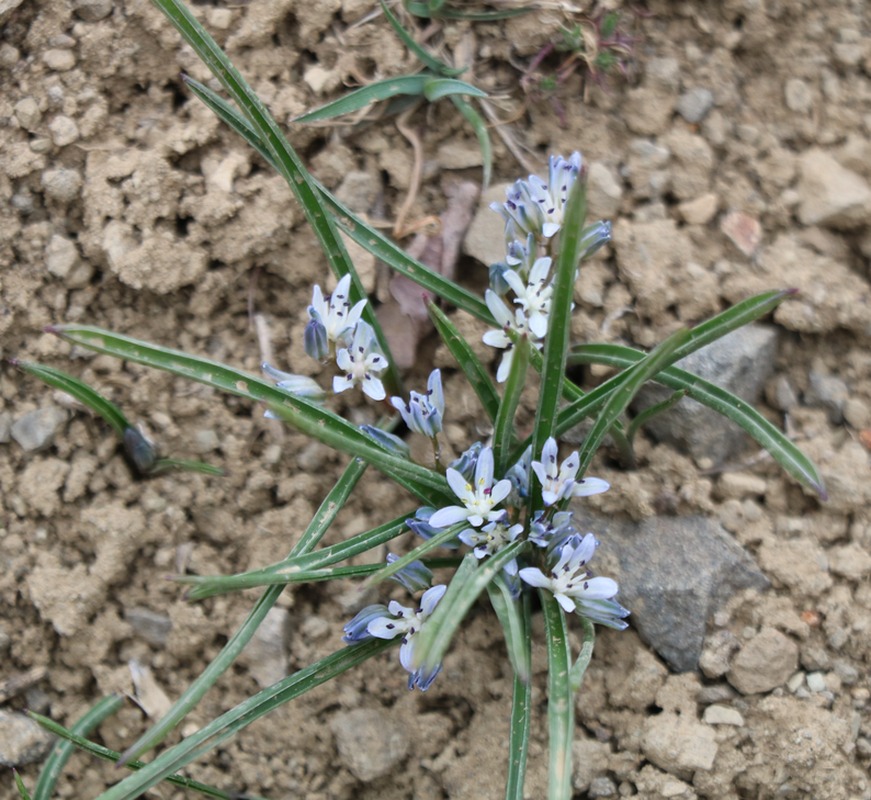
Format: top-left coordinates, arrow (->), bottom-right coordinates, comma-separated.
95,641 -> 393,800
34,695 -> 125,800
27,711 -> 263,800
492,335 -> 529,475
49,325 -> 447,503
423,77 -> 488,102
576,327 -> 691,476
569,618 -> 595,692
379,0 -> 465,76
413,542 -> 526,678
449,95 -> 492,188
626,389 -> 688,443
503,603 -> 532,800
118,455 -> 368,764
404,1 -> 532,20
366,523 -> 464,586
571,343 -> 827,498
487,577 -> 531,683
540,591 -> 573,800
295,75 -> 430,122
13,771 -> 32,800
13,360 -> 129,436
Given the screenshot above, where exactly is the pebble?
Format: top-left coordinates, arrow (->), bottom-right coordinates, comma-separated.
45,234 -> 78,279
48,115 -> 79,147
0,42 -> 20,67
14,97 -> 41,131
806,671 -> 827,693
41,167 -> 83,203
72,0 -> 113,21
797,148 -> 871,229
10,406 -> 68,452
0,411 -> 12,444
843,397 -> 869,428
330,708 -> 409,781
589,776 -> 618,797
641,712 -> 718,777
0,711 -> 55,767
720,210 -> 762,257
727,627 -> 799,694
702,704 -> 745,726
676,87 -> 714,123
827,544 -> 871,580
807,370 -> 849,424
784,78 -> 813,112
677,192 -> 718,224
42,48 -> 76,71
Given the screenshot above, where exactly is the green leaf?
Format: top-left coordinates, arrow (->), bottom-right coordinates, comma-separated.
27,710 -> 265,800
576,327 -> 691,477
366,523 -> 464,586
626,389 -> 687,443
492,335 -> 529,475
49,325 -> 448,503
379,0 -> 465,76
404,0 -> 532,20
499,591 -> 532,800
413,542 -> 526,679
428,301 -> 500,423
571,343 -> 827,498
487,577 -> 531,683
13,771 -> 32,800
540,591 -> 573,800
118,455 -> 368,764
34,695 -> 125,800
569,618 -> 595,692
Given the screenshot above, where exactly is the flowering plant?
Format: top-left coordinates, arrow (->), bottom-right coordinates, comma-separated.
14,2 -> 825,799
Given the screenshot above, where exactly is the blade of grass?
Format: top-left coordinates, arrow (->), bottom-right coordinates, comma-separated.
119,455 -> 368,764
571,343 -> 827,497
95,640 -> 394,800
152,0 -> 400,392
27,711 -> 266,800
49,325 -> 448,503
500,592 -> 532,800
366,523 -> 465,586
569,618 -> 595,692
428,301 -> 500,424
379,0 -> 465,76
34,695 -> 125,800
13,771 -> 31,800
492,335 -> 528,474
626,389 -> 687,443
576,327 -> 691,476
540,591 -> 573,800
487,576 -> 532,683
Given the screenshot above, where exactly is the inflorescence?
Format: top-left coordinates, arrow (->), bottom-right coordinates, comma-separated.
266,153 -> 627,690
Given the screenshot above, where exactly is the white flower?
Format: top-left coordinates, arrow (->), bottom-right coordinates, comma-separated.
333,321 -> 388,401
429,446 -> 512,529
459,517 -> 524,574
364,584 -> 447,690
482,289 -> 542,383
502,255 -> 553,338
305,274 -> 367,359
518,534 -> 618,614
262,362 -> 327,402
531,437 -> 609,507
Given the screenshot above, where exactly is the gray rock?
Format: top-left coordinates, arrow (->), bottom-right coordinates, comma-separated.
331,708 -> 409,781
727,626 -> 798,694
72,0 -> 113,21
797,149 -> 871,229
634,324 -> 779,464
641,712 -> 718,778
41,167 -> 83,203
0,710 -> 55,767
676,87 -> 714,123
784,78 -> 813,112
589,776 -> 618,797
0,411 -> 12,443
806,370 -> 849,424
125,606 -> 172,647
11,406 -> 68,452
585,513 -> 770,672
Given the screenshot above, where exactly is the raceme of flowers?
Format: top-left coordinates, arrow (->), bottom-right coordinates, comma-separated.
268,154 -> 626,691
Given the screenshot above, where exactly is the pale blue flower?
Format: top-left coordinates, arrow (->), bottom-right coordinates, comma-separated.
519,534 -> 625,626
360,425 -> 410,458
459,517 -> 524,574
502,255 -> 553,338
482,289 -> 543,383
578,219 -> 612,260
364,584 -> 447,690
333,321 -> 388,401
429,446 -> 512,529
305,274 -> 367,360
262,363 -> 328,403
491,152 -> 584,241
390,369 -> 444,437
385,553 -> 433,593
504,445 -> 532,506
528,510 -> 578,550
531,437 -> 609,506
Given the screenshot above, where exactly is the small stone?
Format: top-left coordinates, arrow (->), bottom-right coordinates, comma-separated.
42,48 -> 76,71
193,429 -> 220,454
14,97 -> 41,131
806,370 -> 849,424
303,64 -> 336,94
48,115 -> 79,147
0,43 -> 20,67
806,671 -> 827,693
720,211 -> 762,256
72,0 -> 113,20
727,627 -> 799,694
45,234 -> 79,278
784,78 -> 813,112
676,87 -> 714,123
464,182 -> 511,267
0,710 -> 55,767
827,544 -> 871,581
331,708 -> 409,782
843,397 -> 869,429
41,167 -> 82,203
717,472 -> 768,499
335,170 -> 378,215
677,192 -> 718,224
125,607 -> 172,647
206,8 -> 233,29
702,704 -> 745,726
589,776 -> 618,797
11,406 -> 68,452
641,712 -> 718,778
587,161 -> 623,218
797,149 -> 871,229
